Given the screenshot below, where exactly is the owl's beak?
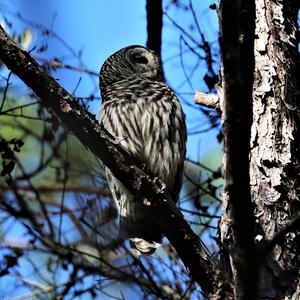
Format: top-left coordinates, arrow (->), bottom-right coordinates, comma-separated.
152,68 -> 158,78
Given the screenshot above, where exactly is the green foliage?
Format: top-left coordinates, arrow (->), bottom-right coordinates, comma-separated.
0,93 -> 104,186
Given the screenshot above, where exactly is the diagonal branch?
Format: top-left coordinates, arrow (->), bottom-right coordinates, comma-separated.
0,25 -> 231,297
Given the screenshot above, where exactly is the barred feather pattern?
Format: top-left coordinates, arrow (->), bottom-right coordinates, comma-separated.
99,46 -> 187,255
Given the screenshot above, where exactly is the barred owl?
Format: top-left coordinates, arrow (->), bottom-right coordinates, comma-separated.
99,45 -> 186,255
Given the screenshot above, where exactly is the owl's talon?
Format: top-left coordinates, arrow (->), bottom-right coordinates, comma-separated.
113,136 -> 128,144
153,177 -> 166,193
143,198 -> 152,206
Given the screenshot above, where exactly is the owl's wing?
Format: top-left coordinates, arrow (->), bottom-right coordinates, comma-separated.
98,88 -> 147,226
99,79 -> 186,199
99,96 -> 143,164
137,83 -> 187,202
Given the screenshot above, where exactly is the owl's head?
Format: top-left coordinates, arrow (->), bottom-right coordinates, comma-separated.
99,45 -> 163,89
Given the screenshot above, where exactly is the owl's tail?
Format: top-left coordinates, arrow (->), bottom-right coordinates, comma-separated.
130,238 -> 161,255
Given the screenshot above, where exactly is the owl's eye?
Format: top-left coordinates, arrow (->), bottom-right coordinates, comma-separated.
132,55 -> 148,64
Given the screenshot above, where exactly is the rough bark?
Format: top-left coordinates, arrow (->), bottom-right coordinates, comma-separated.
250,1 -> 300,298
220,0 -> 300,298
0,25 -> 231,298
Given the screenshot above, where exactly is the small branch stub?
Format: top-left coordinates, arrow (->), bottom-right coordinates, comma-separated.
194,91 -> 220,110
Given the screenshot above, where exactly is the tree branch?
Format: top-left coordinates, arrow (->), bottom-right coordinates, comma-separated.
220,0 -> 257,298
0,25 -> 231,297
259,211 -> 300,261
146,0 -> 163,57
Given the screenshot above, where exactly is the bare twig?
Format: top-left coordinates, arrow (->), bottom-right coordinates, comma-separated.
0,71 -> 12,112
34,55 -> 98,76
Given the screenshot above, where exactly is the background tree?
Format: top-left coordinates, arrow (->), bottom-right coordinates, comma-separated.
0,0 -> 299,299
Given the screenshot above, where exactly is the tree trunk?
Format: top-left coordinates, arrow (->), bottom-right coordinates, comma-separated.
220,0 -> 300,298
250,0 -> 300,297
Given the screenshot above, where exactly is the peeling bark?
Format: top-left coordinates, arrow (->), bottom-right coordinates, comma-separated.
250,1 -> 300,298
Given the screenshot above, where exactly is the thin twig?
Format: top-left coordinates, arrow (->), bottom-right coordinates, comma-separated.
0,71 -> 12,112
34,55 -> 98,76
